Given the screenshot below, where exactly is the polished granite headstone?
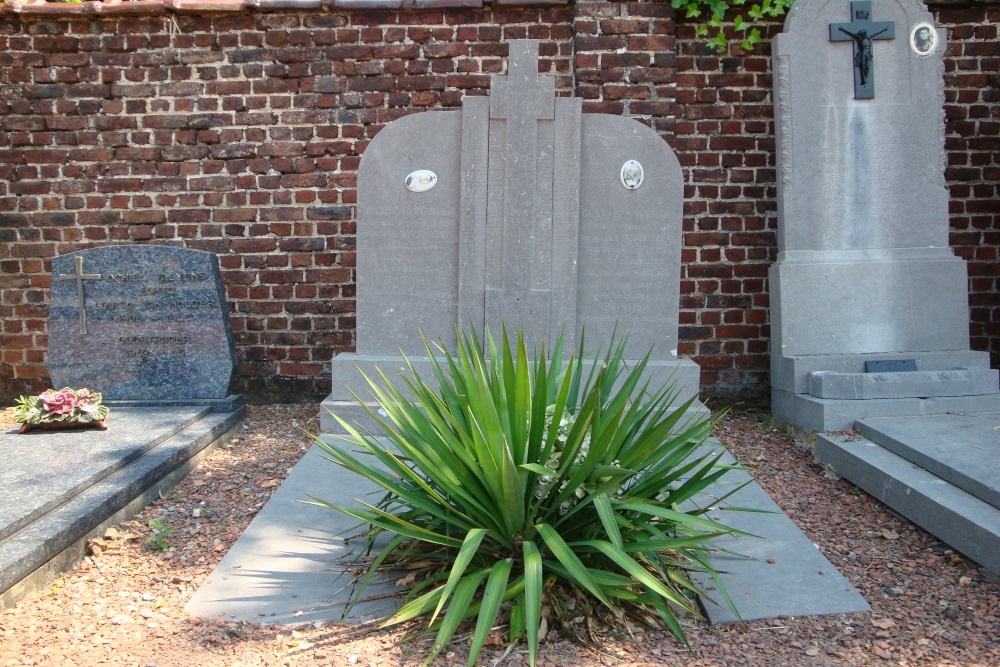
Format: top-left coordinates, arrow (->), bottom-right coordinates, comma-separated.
48,246 -> 236,401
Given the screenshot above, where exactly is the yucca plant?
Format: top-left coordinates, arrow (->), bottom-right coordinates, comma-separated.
312,326 -> 746,666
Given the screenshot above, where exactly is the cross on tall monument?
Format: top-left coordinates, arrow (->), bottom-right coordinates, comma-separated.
830,0 -> 895,99
58,255 -> 101,335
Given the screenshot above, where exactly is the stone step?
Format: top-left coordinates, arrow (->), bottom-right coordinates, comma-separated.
855,413 -> 1000,510
815,430 -> 1000,576
808,367 -> 999,400
772,389 -> 1000,433
320,398 -> 710,435
0,406 -> 245,609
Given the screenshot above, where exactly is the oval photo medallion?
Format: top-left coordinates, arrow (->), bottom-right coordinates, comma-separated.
620,160 -> 644,190
909,22 -> 937,57
405,170 -> 438,192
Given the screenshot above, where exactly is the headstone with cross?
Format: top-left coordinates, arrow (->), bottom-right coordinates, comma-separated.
769,0 -> 999,431
321,39 -> 702,432
47,246 -> 237,402
828,0 -> 895,99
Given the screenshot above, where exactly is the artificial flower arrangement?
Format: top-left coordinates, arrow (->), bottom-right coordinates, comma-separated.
13,387 -> 110,433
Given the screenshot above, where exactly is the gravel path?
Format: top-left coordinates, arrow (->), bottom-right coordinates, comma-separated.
1,403 -> 997,667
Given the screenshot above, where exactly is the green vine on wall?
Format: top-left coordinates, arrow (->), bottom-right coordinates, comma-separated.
673,0 -> 794,51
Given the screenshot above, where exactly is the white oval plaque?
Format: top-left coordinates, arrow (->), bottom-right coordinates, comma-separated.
620,160 -> 643,190
909,22 -> 937,57
405,170 -> 437,192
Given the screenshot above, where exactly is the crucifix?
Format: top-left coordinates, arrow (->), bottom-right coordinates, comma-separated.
829,0 -> 895,99
58,255 -> 101,335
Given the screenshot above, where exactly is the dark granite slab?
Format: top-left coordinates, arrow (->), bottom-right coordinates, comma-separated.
47,246 -> 236,400
0,407 -> 208,542
0,406 -> 245,603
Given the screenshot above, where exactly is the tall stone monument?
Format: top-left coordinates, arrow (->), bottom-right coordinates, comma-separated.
770,0 -> 999,430
321,40 -> 700,431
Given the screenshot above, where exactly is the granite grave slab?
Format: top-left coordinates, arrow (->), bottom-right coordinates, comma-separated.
0,406 -> 208,543
48,245 -> 238,404
0,406 -> 244,606
187,438 -> 869,625
855,413 -> 1000,510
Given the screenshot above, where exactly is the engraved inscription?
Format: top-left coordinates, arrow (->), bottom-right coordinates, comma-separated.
47,246 -> 235,400
89,270 -> 217,361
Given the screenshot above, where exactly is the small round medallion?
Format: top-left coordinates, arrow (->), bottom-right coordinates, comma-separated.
620,160 -> 644,190
405,170 -> 438,192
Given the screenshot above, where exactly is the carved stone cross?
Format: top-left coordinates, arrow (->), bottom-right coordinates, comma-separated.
485,41 -> 557,338
58,255 -> 101,334
830,0 -> 895,99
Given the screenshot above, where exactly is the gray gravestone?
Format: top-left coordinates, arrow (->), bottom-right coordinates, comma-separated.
47,246 -> 237,402
321,40 -> 700,431
769,0 -> 999,430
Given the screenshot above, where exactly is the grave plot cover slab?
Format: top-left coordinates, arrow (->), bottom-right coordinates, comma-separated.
0,406 -> 209,542
856,413 -> 1000,510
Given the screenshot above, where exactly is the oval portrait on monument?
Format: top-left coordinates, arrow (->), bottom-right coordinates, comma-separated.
910,23 -> 937,56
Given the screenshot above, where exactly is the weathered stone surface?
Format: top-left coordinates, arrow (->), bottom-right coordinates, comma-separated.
856,414 -> 1000,510
325,40 -> 698,432
768,0 -> 998,430
770,249 -> 969,359
771,388 -> 1000,432
771,349 -> 994,394
808,367 -> 1000,400
816,425 -> 1000,576
47,246 -> 236,400
774,0 -> 947,252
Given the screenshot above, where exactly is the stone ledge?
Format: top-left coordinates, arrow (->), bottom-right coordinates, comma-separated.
808,367 -> 1000,400
0,0 -> 572,15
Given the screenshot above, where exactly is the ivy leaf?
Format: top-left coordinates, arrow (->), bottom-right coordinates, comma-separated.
696,24 -> 709,37
685,3 -> 703,18
707,32 -> 729,52
739,28 -> 762,50
710,0 -> 730,19
733,15 -> 747,31
748,4 -> 764,19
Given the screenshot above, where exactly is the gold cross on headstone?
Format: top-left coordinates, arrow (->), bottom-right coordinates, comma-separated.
58,255 -> 101,335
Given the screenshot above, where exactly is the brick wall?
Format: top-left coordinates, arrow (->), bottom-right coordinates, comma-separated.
0,0 -> 996,403
937,3 -> 1000,370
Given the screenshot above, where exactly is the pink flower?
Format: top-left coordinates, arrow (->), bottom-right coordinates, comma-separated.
40,388 -> 78,417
